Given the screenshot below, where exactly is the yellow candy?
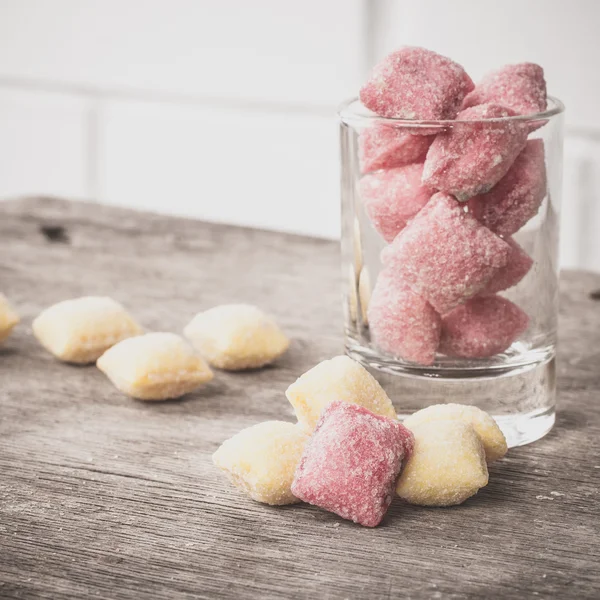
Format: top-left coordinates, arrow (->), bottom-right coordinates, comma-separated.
396,420 -> 489,507
403,403 -> 507,463
0,294 -> 19,343
286,355 -> 397,431
213,421 -> 309,505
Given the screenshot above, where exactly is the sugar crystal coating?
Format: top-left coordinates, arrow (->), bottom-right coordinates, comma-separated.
480,238 -> 533,295
423,103 -> 528,200
367,270 -> 441,366
382,193 -> 511,314
403,403 -> 507,463
0,294 -> 19,343
184,304 -> 289,371
359,164 -> 435,242
439,295 -> 529,358
97,332 -> 213,400
468,139 -> 547,236
213,421 -> 309,505
291,401 -> 414,527
396,420 -> 489,507
359,123 -> 433,173
33,296 -> 143,364
360,47 -> 474,120
462,63 -> 547,116
286,355 -> 397,431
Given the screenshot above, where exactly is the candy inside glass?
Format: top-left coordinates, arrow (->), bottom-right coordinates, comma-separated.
339,96 -> 565,448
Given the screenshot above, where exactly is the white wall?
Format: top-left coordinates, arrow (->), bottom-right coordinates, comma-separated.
0,0 -> 599,270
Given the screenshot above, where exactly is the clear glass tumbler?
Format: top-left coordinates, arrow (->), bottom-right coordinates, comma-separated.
339,97 -> 565,447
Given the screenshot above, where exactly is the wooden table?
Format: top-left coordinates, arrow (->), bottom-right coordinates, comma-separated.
1,198 -> 599,600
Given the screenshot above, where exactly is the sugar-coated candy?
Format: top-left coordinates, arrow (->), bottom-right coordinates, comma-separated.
462,63 -> 547,116
480,238 -> 533,295
359,123 -> 433,173
382,193 -> 511,314
360,47 -> 474,120
468,140 -> 547,237
367,270 -> 441,366
33,296 -> 143,364
213,421 -> 309,505
359,164 -> 434,242
97,332 -> 213,400
292,401 -> 414,527
0,294 -> 19,343
423,104 -> 528,200
396,420 -> 488,506
439,295 -> 529,358
286,355 -> 397,431
403,403 -> 507,463
184,304 -> 289,371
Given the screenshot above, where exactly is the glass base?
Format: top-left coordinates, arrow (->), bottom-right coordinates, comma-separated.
346,343 -> 556,448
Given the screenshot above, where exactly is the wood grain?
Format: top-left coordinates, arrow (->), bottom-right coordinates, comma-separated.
1,197 -> 599,600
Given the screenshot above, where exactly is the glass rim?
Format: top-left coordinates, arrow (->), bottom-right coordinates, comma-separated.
337,95 -> 565,127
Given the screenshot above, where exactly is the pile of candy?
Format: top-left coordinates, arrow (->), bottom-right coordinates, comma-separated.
214,356 -> 507,527
358,47 -> 548,366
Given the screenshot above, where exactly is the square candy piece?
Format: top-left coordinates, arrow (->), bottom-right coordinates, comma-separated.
0,294 -> 19,343
286,355 -> 397,431
359,123 -> 433,173
360,46 -> 474,120
480,238 -> 533,295
33,296 -> 143,363
396,420 -> 488,507
291,401 -> 414,527
382,193 -> 511,314
367,270 -> 441,366
423,104 -> 528,200
468,140 -> 547,237
359,164 -> 435,243
213,421 -> 309,506
462,63 -> 547,116
439,295 -> 529,358
97,332 -> 213,400
184,304 -> 289,371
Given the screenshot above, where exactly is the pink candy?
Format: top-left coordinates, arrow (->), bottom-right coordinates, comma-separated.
291,401 -> 413,527
359,164 -> 434,242
462,63 -> 547,116
382,193 -> 511,314
468,140 -> 547,236
480,238 -> 533,295
359,47 -> 474,120
422,104 -> 528,200
367,270 -> 441,365
439,295 -> 529,358
359,124 -> 433,173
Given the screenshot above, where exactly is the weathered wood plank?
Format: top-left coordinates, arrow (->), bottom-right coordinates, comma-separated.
1,197 -> 599,600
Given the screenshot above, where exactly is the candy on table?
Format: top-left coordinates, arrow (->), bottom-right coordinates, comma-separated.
291,401 -> 414,527
359,123 -> 434,173
396,419 -> 489,507
439,295 -> 529,359
359,46 -> 474,120
462,63 -> 547,116
32,296 -> 143,364
213,421 -> 309,506
285,355 -> 397,431
422,103 -> 529,201
403,403 -> 507,463
480,237 -> 533,295
184,304 -> 289,371
358,267 -> 371,325
367,269 -> 441,366
359,163 -> 435,243
0,294 -> 19,343
97,332 -> 213,400
468,139 -> 547,237
381,193 -> 511,314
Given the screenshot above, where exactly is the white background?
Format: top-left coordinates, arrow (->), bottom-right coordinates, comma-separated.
0,0 -> 599,270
